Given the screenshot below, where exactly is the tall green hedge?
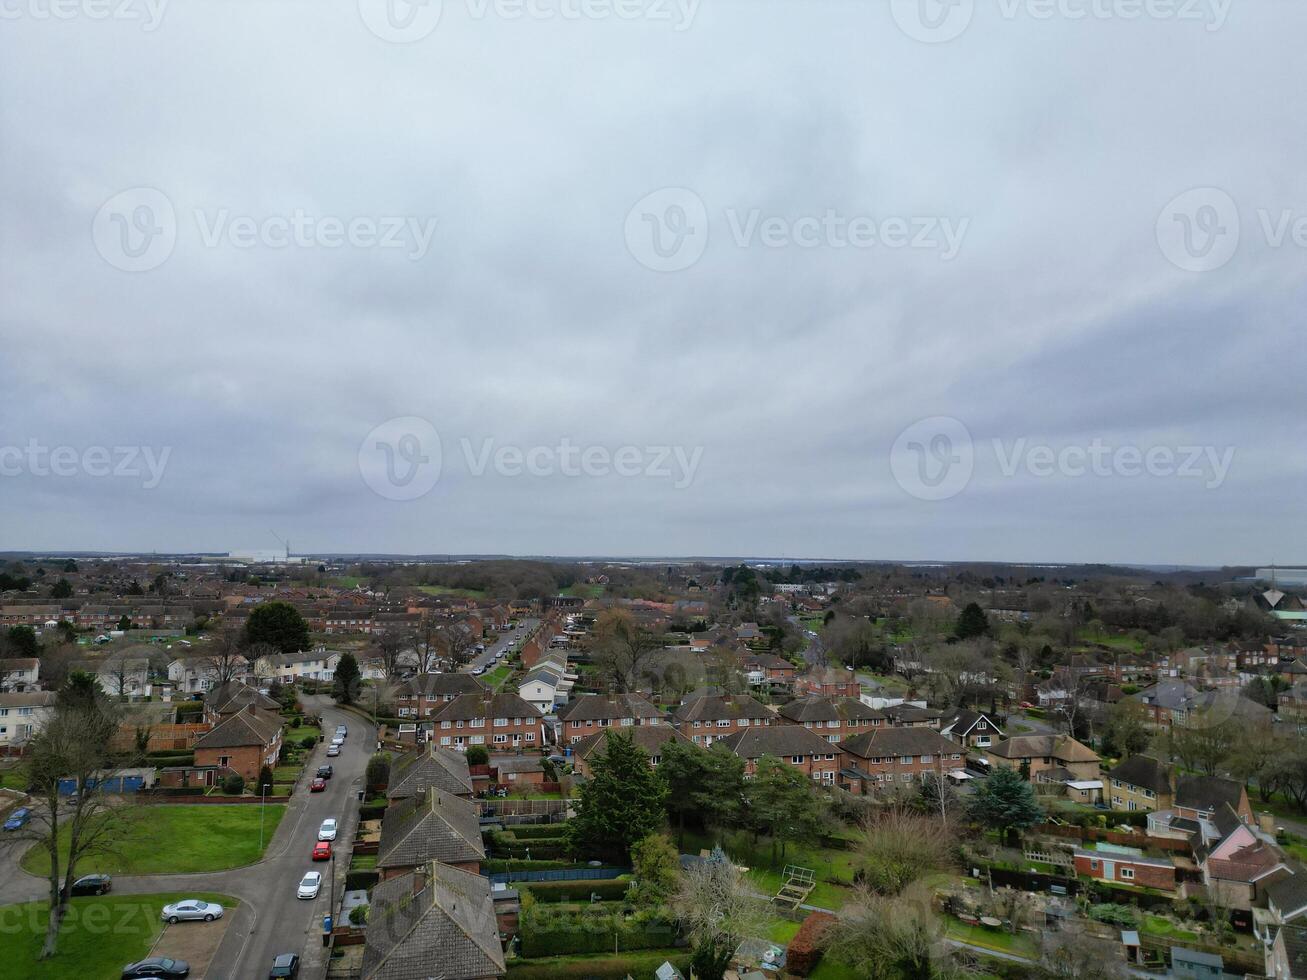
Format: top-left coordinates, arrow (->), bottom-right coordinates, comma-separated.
519,905 -> 678,957
508,950 -> 691,979
508,824 -> 572,840
523,879 -> 630,903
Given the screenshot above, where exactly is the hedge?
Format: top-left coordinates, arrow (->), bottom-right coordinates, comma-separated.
174,702 -> 204,718
483,859 -> 579,873
524,880 -> 630,903
519,907 -> 678,957
507,824 -> 572,840
507,950 -> 691,979
345,870 -> 380,892
786,911 -> 836,976
148,753 -> 196,766
359,803 -> 387,822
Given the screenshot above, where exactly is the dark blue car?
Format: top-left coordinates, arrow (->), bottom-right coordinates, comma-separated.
3,807 -> 31,831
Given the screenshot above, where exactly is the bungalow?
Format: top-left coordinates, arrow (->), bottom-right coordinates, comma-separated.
570,726 -> 692,778
429,691 -> 545,753
880,703 -> 944,728
192,705 -> 283,784
776,696 -> 885,743
377,788 -> 485,878
939,708 -> 1004,750
386,742 -> 475,800
0,690 -> 57,755
716,725 -> 843,785
837,727 -> 963,794
1073,844 -> 1177,891
672,694 -> 775,747
361,861 -> 506,980
1106,756 -> 1173,813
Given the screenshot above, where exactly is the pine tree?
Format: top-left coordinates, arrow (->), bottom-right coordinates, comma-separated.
967,766 -> 1043,842
568,731 -> 667,863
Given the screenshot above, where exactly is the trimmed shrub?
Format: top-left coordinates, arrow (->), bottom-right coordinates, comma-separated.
518,904 -> 677,957
509,824 -> 572,840
349,904 -> 369,925
222,773 -> 245,795
466,744 -> 489,766
524,880 -> 631,903
483,859 -> 579,874
300,735 -> 316,750
786,911 -> 836,976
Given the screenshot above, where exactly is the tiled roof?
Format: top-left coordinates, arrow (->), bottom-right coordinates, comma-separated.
0,690 -> 56,708
430,692 -> 542,723
1176,775 -> 1244,814
1107,756 -> 1172,795
193,705 -> 282,750
557,694 -> 661,723
839,727 -> 958,759
880,703 -> 944,724
387,743 -> 474,800
716,725 -> 837,759
206,681 -> 280,715
672,694 -> 774,724
777,696 -> 883,725
988,734 -> 1099,764
396,673 -> 486,699
377,788 -> 485,870
362,861 -> 506,980
571,725 -> 690,760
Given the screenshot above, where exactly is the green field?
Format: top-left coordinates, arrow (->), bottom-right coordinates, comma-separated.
562,583 -> 605,599
0,891 -> 236,980
22,804 -> 286,876
1,768 -> 27,791
416,585 -> 487,599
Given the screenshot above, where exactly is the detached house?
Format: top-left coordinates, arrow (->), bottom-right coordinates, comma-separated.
429,691 -> 545,752
0,690 -> 56,755
1201,804 -> 1292,910
362,861 -> 506,980
985,734 -> 1100,782
203,681 -> 280,725
0,658 -> 40,693
940,708 -> 1004,750
377,788 -> 485,878
570,725 -> 692,778
192,705 -> 283,784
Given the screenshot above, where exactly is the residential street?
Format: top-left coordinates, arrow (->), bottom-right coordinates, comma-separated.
0,695 -> 374,980
464,617 -> 538,673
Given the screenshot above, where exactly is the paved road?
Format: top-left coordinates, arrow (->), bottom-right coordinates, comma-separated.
0,694 -> 374,980
464,618 -> 538,673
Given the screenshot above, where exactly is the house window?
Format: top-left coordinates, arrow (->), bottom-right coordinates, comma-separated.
717,720 -> 730,728
1090,860 -> 1099,870
494,735 -> 508,744
1119,867 -> 1134,880
791,755 -> 804,764
219,756 -> 231,767
494,717 -> 508,726
440,736 -> 451,746
900,756 -> 914,765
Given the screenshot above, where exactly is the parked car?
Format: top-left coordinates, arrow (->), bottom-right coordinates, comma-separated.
312,841 -> 331,861
122,957 -> 190,978
471,666 -> 485,676
326,744 -> 340,757
297,871 -> 322,899
315,765 -> 333,779
309,778 -> 326,793
335,725 -> 347,737
161,899 -> 224,923
318,818 -> 337,841
3,807 -> 31,831
71,873 -> 112,896
268,953 -> 300,978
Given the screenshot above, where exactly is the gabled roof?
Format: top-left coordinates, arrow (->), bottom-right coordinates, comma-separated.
194,705 -> 282,750
387,743 -> 474,800
840,727 -> 958,759
880,703 -> 943,724
716,725 -> 838,760
430,692 -> 542,723
1276,925 -> 1307,979
377,788 -> 485,869
396,672 -> 486,699
362,861 -> 506,980
571,725 -> 691,761
672,694 -> 774,724
0,690 -> 56,708
940,708 -> 1004,738
1107,756 -> 1172,796
557,693 -> 661,723
777,695 -> 883,725
1176,774 -> 1244,815
987,734 -> 1100,765
206,681 -> 279,715
1268,868 -> 1307,919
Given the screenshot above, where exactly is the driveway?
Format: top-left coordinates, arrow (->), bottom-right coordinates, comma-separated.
0,694 -> 375,980
152,916 -> 232,979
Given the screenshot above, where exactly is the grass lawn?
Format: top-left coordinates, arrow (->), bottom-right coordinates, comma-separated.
273,765 -> 302,784
562,583 -> 605,599
764,917 -> 801,944
1,768 -> 27,791
1141,914 -> 1199,942
483,665 -> 512,689
22,804 -> 287,876
284,725 -> 321,743
945,919 -> 1037,958
507,949 -> 689,978
1,891 -> 236,980
416,584 -> 487,599
350,854 -> 378,871
808,959 -> 863,980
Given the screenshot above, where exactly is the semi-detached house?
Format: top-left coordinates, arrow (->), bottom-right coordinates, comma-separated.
429,691 -> 544,752
672,693 -> 775,747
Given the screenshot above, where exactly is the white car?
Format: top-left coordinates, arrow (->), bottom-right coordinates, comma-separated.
318,818 -> 338,841
297,871 -> 322,900
161,899 -> 224,923
330,737 -> 344,748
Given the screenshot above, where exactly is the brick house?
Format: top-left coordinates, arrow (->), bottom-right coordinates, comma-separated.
395,673 -> 487,720
984,734 -> 1100,781
386,742 -> 475,800
880,703 -> 944,728
430,691 -> 545,753
776,695 -> 885,744
1174,775 -> 1254,825
837,727 -> 963,793
556,693 -> 663,745
192,705 -> 283,783
716,725 -> 844,785
570,725 -> 692,778
1106,756 -> 1173,812
1073,846 -> 1177,891
377,788 -> 485,879
203,681 -> 281,725
794,667 -> 861,699
672,693 -> 775,747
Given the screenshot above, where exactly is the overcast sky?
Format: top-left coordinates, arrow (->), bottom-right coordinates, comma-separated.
1,0 -> 1304,565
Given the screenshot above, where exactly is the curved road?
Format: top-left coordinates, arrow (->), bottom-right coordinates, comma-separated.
0,695 -> 374,979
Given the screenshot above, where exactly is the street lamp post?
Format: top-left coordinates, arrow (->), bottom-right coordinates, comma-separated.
259,784 -> 269,850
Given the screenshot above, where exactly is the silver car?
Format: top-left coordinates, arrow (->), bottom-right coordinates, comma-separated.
161,899 -> 224,923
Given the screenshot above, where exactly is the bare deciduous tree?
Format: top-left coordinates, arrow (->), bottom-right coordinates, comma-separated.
826,883 -> 974,980
203,629 -> 250,688
1039,923 -> 1129,979
673,858 -> 766,980
858,807 -> 957,895
590,610 -> 662,693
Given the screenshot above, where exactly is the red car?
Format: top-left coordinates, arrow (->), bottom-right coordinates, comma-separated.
310,778 -> 326,793
312,841 -> 331,861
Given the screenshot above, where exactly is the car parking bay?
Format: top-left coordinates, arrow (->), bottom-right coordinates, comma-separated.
151,916 -> 231,978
